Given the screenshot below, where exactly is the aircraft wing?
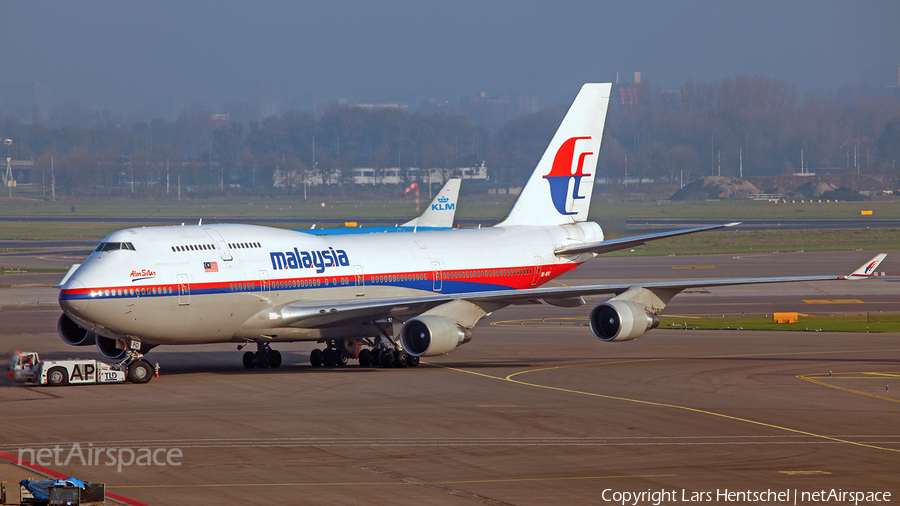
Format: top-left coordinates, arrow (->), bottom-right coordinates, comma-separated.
277,254 -> 885,327
556,222 -> 740,256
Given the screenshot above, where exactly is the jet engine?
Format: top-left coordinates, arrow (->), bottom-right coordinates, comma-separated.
57,313 -> 96,346
96,335 -> 128,360
589,301 -> 660,342
399,316 -> 471,357
95,336 -> 155,360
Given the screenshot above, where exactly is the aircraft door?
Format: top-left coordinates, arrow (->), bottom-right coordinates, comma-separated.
177,273 -> 190,305
353,265 -> 365,296
258,270 -> 270,301
203,229 -> 233,261
531,257 -> 542,286
431,261 -> 443,292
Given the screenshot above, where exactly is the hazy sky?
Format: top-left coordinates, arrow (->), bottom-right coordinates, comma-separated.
2,0 -> 898,119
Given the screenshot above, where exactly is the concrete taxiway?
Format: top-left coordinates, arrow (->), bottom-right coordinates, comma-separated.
0,250 -> 898,505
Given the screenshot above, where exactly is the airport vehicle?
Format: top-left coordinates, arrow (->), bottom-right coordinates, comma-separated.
9,478 -> 105,505
54,83 -> 886,371
7,351 -> 155,386
299,178 -> 461,236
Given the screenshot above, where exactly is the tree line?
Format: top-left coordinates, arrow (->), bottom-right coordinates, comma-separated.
2,76 -> 899,197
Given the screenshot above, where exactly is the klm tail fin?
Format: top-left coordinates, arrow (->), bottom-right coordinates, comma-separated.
403,178 -> 461,228
497,83 -> 611,227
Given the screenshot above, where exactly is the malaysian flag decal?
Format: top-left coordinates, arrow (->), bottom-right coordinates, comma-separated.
204,261 -> 218,272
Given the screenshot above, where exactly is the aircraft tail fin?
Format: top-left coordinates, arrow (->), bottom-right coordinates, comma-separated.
497,83 -> 611,227
403,178 -> 461,228
846,253 -> 887,279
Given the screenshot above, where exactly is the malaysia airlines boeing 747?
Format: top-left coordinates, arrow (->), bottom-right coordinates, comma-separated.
55,83 -> 885,383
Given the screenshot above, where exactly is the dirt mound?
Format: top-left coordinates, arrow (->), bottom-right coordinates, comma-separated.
669,176 -> 761,201
750,174 -> 899,195
795,180 -> 838,198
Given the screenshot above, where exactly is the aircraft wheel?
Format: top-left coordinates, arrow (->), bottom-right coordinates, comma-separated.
358,348 -> 371,367
380,350 -> 395,368
335,353 -> 348,367
369,349 -> 382,367
269,350 -> 282,368
47,366 -> 68,386
309,348 -> 324,367
242,351 -> 256,369
393,350 -> 408,368
255,350 -> 271,369
322,348 -> 337,367
407,355 -> 420,367
128,360 -> 154,384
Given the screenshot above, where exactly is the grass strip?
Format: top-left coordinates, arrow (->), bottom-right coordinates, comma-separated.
659,314 -> 900,333
2,267 -> 69,274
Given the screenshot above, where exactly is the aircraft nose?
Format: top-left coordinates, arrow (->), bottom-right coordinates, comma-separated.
58,279 -> 91,316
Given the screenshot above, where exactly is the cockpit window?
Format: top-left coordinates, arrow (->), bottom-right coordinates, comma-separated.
95,242 -> 135,252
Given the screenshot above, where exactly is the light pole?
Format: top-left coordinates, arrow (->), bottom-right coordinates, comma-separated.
5,139 -> 13,197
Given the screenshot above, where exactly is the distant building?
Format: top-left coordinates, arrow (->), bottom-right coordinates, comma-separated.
460,92 -> 510,128
33,82 -> 52,124
260,102 -> 279,118
352,102 -> 408,110
618,87 -> 640,105
616,71 -> 642,105
351,163 -> 489,186
518,95 -> 539,115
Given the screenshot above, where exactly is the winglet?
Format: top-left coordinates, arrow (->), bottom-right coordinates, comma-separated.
845,253 -> 887,279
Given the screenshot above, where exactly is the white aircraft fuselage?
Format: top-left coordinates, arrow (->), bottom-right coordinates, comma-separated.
59,222 -> 601,345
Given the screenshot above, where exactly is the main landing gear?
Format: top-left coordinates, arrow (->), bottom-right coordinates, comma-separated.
241,342 -> 282,369
309,338 -> 420,369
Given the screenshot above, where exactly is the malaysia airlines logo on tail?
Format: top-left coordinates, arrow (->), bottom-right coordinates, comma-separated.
847,253 -> 887,278
543,136 -> 593,215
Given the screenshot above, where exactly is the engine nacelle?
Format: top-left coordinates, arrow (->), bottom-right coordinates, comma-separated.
96,336 -> 155,359
58,313 -> 96,346
399,316 -> 471,357
589,301 -> 660,342
96,335 -> 128,360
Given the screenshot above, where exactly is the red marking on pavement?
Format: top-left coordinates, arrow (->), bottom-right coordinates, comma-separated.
799,282 -> 830,295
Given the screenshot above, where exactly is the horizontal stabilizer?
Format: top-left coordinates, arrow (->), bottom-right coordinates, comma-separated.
556,223 -> 740,256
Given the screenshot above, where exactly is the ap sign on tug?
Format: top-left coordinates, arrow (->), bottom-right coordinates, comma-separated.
55,83 -> 886,376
